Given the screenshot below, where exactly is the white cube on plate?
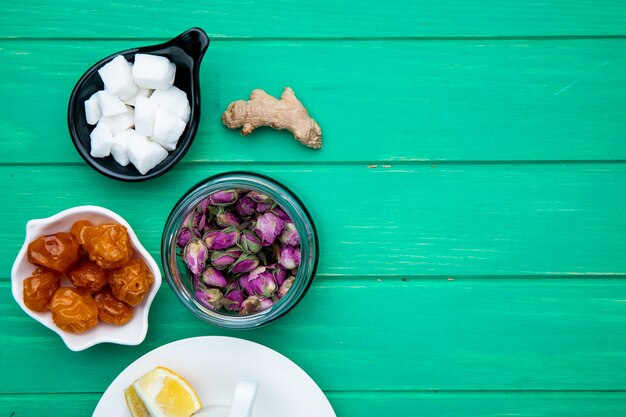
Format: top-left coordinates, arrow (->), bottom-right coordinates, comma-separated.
96,90 -> 127,117
151,106 -> 186,151
84,92 -> 102,125
99,106 -> 135,136
132,54 -> 176,90
89,121 -> 114,158
134,96 -> 158,137
98,55 -> 137,100
150,86 -> 190,122
127,133 -> 168,175
124,87 -> 153,106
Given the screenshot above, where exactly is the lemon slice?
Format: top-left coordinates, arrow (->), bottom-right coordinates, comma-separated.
124,385 -> 150,417
124,366 -> 202,417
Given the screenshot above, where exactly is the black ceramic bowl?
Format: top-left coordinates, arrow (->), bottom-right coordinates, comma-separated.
68,28 -> 209,182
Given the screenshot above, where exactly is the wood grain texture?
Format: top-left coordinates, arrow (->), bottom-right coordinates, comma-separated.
1,40 -> 625,163
329,391 -> 626,417
2,1 -> 626,412
2,164 -> 626,277
3,279 -> 626,393
3,392 -> 626,417
1,1 -> 626,38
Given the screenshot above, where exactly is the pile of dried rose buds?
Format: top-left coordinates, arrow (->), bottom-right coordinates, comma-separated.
177,189 -> 300,315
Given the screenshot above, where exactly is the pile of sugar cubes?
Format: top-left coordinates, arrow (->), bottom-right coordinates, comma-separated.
84,54 -> 190,175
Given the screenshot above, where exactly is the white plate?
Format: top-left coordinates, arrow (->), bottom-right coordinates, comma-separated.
93,336 -> 336,417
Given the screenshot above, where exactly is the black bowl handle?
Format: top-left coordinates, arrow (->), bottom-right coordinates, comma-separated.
171,27 -> 210,63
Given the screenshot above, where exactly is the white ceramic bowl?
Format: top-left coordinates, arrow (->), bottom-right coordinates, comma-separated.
11,206 -> 161,351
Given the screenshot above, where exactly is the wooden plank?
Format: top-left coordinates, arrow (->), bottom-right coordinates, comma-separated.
2,1 -> 626,38
1,40 -> 625,163
3,278 -> 626,393
3,392 -> 626,417
0,395 -> 101,417
2,164 -> 626,277
328,391 -> 626,417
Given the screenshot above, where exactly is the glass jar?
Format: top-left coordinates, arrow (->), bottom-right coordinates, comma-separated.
161,172 -> 318,329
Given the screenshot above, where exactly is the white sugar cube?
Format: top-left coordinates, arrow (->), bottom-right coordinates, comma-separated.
127,133 -> 168,175
132,54 -> 176,90
150,86 -> 190,122
124,87 -> 153,106
89,122 -> 114,158
110,130 -> 134,167
134,96 -> 158,137
84,92 -> 102,125
99,106 -> 135,136
96,90 -> 127,117
98,55 -> 137,100
151,106 -> 186,151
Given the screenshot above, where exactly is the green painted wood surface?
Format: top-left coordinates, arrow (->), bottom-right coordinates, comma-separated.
3,279 -> 626,393
6,392 -> 626,417
2,165 -> 626,277
2,1 -> 626,38
2,40 -> 626,163
1,1 -> 626,416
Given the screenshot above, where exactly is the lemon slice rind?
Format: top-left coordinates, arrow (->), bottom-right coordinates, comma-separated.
126,366 -> 202,417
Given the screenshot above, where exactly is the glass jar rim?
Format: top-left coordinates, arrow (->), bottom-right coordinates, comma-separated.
161,171 -> 318,329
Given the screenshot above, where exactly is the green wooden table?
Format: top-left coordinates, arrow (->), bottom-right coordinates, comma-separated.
2,2 -> 626,416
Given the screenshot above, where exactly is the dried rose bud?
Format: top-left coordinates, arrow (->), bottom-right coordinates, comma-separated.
273,266 -> 287,286
200,267 -> 228,288
195,287 -> 223,310
177,227 -> 197,248
248,265 -> 268,282
207,205 -> 220,217
240,295 -> 261,315
259,297 -> 274,311
200,197 -> 210,213
239,273 -> 255,295
215,207 -> 240,228
225,246 -> 243,258
238,230 -> 262,254
184,238 -> 208,275
210,250 -> 237,270
183,210 -> 194,228
254,212 -> 284,246
279,222 -> 300,246
226,280 -> 241,293
197,213 -> 207,230
271,206 -> 291,221
222,289 -> 245,311
279,245 -> 301,270
212,228 -> 240,251
208,189 -> 239,206
250,271 -> 277,297
246,190 -> 272,204
277,276 -> 295,298
202,230 -> 217,249
231,254 -> 260,275
256,202 -> 273,213
185,210 -> 205,230
235,196 -> 256,217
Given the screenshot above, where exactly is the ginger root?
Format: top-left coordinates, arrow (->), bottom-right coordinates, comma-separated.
221,87 -> 322,149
